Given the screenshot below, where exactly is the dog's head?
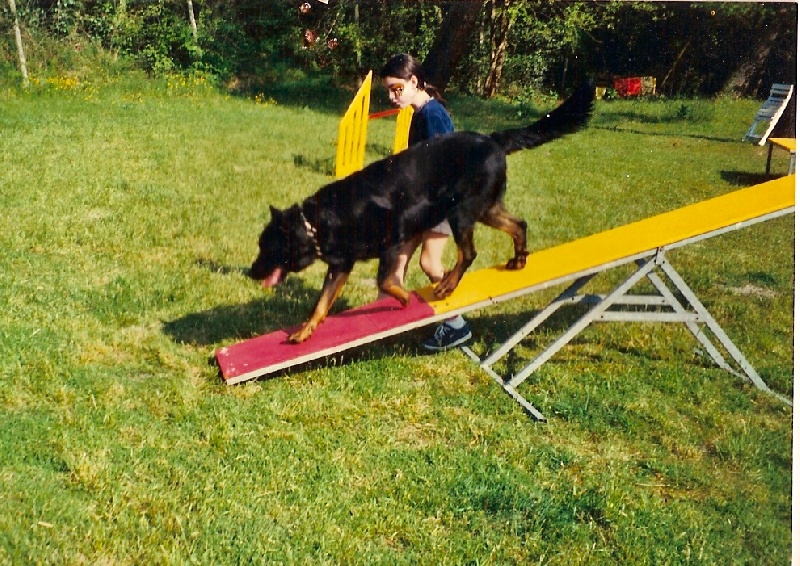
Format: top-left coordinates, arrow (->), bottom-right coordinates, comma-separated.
248,205 -> 318,288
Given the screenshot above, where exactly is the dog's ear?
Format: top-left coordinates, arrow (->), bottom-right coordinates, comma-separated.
269,205 -> 282,221
280,204 -> 302,234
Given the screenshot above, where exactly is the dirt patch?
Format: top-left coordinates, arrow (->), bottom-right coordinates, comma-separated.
725,283 -> 778,299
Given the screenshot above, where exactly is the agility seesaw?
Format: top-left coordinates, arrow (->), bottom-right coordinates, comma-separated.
216,175 -> 794,420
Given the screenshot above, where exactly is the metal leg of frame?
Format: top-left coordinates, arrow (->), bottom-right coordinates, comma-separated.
461,249 -> 791,421
460,275 -> 599,422
655,254 -> 792,406
461,346 -> 548,422
482,275 -> 595,368
506,256 -> 659,389
766,142 -> 774,174
642,265 -> 744,379
463,256 -> 660,420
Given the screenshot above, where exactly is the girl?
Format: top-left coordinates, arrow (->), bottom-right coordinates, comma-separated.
378,53 -> 471,351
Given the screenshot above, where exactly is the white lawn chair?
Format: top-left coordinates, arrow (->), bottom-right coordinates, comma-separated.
743,83 -> 794,146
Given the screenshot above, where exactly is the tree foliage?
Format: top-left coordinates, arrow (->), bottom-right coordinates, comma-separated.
1,0 -> 796,97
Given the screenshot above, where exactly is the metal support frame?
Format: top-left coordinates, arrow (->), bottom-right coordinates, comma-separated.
462,248 -> 792,421
766,140 -> 797,175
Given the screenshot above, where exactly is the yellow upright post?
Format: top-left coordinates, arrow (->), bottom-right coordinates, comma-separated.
392,106 -> 413,154
335,71 -> 372,177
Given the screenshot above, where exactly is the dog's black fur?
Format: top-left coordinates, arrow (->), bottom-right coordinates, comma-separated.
250,83 -> 594,343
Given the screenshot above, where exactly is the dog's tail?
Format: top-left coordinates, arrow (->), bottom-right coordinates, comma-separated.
489,81 -> 594,155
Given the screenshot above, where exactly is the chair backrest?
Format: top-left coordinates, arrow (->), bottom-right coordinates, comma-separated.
743,83 -> 794,145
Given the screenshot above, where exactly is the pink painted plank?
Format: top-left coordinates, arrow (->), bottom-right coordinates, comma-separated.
216,292 -> 436,384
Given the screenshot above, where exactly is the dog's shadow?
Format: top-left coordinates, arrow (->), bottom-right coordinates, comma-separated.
164,261 -> 352,347
292,142 -> 391,177
293,154 -> 335,176
194,258 -> 249,277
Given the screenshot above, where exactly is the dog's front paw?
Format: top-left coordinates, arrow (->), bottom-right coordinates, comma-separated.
288,323 -> 315,344
434,287 -> 454,299
396,291 -> 410,307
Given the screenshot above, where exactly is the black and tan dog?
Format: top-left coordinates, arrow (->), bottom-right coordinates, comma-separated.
249,83 -> 594,343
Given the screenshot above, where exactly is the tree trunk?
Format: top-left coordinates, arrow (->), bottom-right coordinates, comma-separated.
8,0 -> 29,88
476,7 -> 486,93
722,5 -> 792,98
560,51 -> 570,94
661,38 -> 691,96
422,1 -> 483,91
354,2 -> 361,69
187,0 -> 198,41
482,0 -> 514,98
722,29 -> 779,97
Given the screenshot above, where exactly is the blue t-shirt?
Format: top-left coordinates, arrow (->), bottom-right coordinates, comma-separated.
408,99 -> 454,145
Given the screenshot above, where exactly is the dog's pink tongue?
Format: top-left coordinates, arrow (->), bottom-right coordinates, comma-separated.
262,268 -> 284,288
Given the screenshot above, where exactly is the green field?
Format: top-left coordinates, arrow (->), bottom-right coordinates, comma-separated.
0,75 -> 793,564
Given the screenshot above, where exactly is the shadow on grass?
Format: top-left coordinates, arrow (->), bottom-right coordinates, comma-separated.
231,75 -> 376,117
164,271 -> 351,346
720,170 -> 783,186
293,154 -> 335,176
591,124 -> 737,144
194,258 -> 249,276
267,80 -> 353,113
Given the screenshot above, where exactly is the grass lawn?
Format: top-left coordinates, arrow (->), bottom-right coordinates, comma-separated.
0,75 -> 793,564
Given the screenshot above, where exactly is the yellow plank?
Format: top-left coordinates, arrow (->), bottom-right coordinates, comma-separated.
420,176 -> 795,314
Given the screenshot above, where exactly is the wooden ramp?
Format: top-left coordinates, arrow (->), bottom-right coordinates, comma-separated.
217,176 -> 794,418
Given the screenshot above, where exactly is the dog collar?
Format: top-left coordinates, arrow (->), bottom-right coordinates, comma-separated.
300,211 -> 322,258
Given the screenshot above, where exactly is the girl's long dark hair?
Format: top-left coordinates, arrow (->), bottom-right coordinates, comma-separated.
379,53 -> 445,104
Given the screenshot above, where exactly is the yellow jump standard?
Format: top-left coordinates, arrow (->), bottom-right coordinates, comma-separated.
218,176 -> 794,421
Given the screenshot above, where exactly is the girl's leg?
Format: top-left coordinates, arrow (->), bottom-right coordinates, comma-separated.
418,230 -> 449,283
419,231 -> 470,351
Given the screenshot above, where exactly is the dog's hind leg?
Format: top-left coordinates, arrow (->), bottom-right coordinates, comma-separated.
378,280 -> 411,306
376,242 -> 416,307
289,266 -> 352,343
479,202 -> 528,270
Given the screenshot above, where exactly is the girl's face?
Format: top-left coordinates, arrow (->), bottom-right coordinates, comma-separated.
382,75 -> 417,108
